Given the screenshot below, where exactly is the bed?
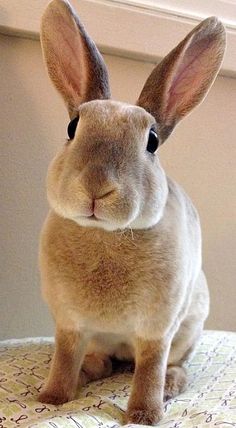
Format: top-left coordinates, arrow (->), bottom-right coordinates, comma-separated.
0,330 -> 236,428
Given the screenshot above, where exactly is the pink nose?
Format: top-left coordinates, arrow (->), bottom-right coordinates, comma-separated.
88,189 -> 115,217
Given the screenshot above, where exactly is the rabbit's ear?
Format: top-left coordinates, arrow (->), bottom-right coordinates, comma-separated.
137,17 -> 226,141
40,0 -> 110,118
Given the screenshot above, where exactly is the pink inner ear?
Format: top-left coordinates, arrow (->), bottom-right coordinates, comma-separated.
44,12 -> 87,110
165,37 -> 215,120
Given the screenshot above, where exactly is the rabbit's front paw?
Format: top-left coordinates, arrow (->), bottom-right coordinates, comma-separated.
38,388 -> 73,405
126,403 -> 163,426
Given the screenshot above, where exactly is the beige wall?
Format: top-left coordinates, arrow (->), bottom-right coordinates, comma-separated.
0,34 -> 235,339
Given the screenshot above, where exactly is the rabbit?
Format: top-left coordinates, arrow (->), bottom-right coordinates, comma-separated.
38,0 -> 226,425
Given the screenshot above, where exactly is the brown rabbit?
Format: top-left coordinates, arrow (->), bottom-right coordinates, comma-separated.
38,0 -> 226,425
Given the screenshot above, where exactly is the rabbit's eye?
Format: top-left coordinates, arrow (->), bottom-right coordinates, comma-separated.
67,116 -> 79,140
147,129 -> 159,154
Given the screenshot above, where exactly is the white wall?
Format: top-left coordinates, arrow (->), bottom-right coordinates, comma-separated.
0,34 -> 235,340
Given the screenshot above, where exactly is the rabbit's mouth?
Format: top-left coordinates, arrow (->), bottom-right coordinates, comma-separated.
73,213 -> 118,231
74,209 -> 109,223
76,213 -> 100,222
88,214 -> 98,221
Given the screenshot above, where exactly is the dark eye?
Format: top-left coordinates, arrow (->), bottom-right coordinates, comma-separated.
147,129 -> 159,153
67,116 -> 79,140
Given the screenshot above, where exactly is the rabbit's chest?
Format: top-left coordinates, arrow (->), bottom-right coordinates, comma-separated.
43,218 -> 181,333
55,244 -> 160,333
56,245 -> 175,336
68,253 -> 134,311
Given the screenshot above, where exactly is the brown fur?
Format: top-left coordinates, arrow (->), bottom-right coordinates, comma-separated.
39,1 -> 225,425
126,338 -> 168,424
39,328 -> 85,405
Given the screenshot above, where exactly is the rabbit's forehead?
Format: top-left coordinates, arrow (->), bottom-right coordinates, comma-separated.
79,100 -> 155,130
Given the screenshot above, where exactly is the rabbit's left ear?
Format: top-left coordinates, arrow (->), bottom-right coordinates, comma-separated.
40,0 -> 110,118
137,17 -> 226,142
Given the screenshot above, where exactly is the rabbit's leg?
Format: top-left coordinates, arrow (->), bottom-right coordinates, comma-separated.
126,337 -> 169,425
164,365 -> 187,401
79,353 -> 112,385
39,328 -> 87,405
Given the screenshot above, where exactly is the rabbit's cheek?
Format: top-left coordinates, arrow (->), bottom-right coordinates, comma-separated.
47,177 -> 87,221
107,188 -> 141,225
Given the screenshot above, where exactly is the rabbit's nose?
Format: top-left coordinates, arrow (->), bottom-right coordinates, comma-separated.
80,164 -> 116,199
86,182 -> 116,203
92,189 -> 115,209
95,189 -> 115,201
89,189 -> 115,216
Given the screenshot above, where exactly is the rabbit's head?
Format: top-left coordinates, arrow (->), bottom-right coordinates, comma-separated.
41,0 -> 225,231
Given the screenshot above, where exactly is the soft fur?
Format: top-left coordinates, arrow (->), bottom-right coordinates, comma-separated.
39,0 -> 226,425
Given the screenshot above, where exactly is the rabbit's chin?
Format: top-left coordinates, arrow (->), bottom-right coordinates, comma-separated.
73,216 -> 123,231
72,214 -> 137,232
72,209 -> 163,232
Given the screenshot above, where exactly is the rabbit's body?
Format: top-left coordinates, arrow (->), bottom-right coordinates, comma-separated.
40,172 -> 208,363
39,1 -> 225,424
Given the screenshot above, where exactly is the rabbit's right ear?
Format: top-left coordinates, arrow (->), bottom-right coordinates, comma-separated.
40,0 -> 110,118
137,17 -> 226,142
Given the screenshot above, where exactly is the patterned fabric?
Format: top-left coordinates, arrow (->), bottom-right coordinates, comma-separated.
0,331 -> 236,428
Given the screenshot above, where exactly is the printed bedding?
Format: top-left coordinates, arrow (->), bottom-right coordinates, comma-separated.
0,330 -> 236,428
